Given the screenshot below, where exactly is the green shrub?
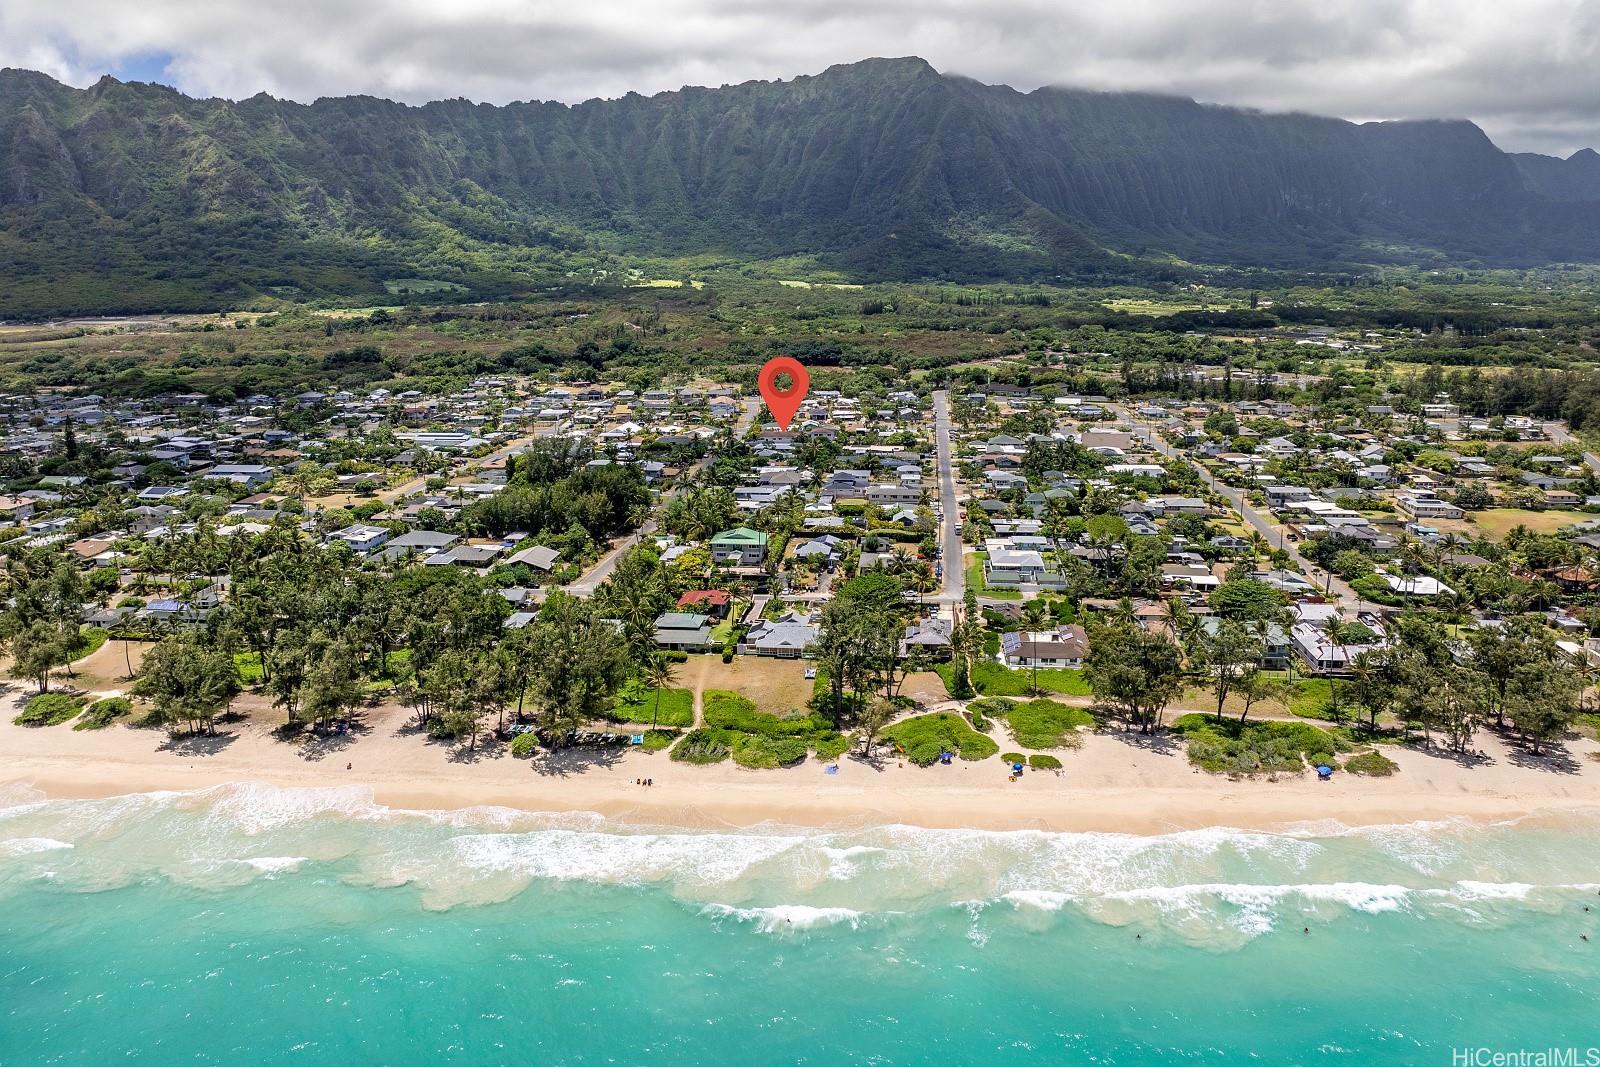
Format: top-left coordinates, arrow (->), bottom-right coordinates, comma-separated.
1345,750 -> 1399,777
881,712 -> 999,765
812,732 -> 851,760
672,729 -> 736,764
663,650 -> 689,663
732,734 -> 809,768
639,729 -> 678,752
1028,754 -> 1063,770
1171,713 -> 1349,775
509,733 -> 538,758
14,693 -> 84,727
74,696 -> 133,730
1002,698 -> 1094,749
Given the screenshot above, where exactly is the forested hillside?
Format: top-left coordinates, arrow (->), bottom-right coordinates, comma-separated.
4,57 -> 1600,315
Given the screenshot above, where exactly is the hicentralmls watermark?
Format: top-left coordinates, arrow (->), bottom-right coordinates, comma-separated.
1452,1050 -> 1600,1067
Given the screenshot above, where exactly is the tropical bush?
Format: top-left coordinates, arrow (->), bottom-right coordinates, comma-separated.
14,693 -> 83,727
880,712 -> 999,766
1171,714 -> 1349,775
1028,754 -> 1063,771
672,728 -> 736,764
509,733 -> 538,758
812,731 -> 851,760
1344,750 -> 1399,777
732,734 -> 809,769
1001,751 -> 1027,764
74,696 -> 133,730
1002,698 -> 1094,749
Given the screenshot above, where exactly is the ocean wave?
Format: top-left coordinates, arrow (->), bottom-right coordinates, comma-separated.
0,837 -> 73,856
1,783 -> 1596,937
702,902 -> 866,932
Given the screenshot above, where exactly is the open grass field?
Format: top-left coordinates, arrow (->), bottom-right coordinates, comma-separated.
1467,508 -> 1592,539
687,655 -> 814,714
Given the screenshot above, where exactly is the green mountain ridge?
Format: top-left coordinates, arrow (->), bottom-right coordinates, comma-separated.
4,56 -> 1600,315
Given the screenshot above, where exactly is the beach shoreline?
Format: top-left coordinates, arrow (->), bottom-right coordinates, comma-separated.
5,696 -> 1599,835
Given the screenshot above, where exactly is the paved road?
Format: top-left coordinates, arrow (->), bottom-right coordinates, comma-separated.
566,396 -> 762,597
931,390 -> 966,605
1543,421 -> 1600,474
1116,407 -> 1382,613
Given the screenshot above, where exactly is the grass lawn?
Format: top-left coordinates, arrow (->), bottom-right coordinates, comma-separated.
938,659 -> 1092,698
234,651 -> 265,685
964,554 -> 1022,601
604,686 -> 694,728
1468,508 -> 1591,539
72,627 -> 109,661
1288,678 -> 1335,718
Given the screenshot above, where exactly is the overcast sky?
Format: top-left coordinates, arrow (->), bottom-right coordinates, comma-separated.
3,0 -> 1598,155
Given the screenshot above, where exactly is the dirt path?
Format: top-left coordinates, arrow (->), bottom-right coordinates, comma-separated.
690,657 -> 714,727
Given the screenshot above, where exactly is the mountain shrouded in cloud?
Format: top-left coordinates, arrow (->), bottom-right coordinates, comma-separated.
4,57 -> 1600,315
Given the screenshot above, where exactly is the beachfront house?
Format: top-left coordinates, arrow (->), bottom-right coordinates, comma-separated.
653,612 -> 715,651
1000,624 -> 1089,669
739,613 -> 819,658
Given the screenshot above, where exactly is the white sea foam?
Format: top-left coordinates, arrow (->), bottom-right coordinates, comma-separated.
0,837 -> 73,856
1,783 -> 1594,940
242,856 -> 308,875
702,903 -> 865,932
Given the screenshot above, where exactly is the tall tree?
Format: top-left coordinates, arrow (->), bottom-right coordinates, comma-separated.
1084,619 -> 1185,734
132,633 -> 241,736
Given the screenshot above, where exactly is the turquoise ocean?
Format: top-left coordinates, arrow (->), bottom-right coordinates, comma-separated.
1,782 -> 1597,1064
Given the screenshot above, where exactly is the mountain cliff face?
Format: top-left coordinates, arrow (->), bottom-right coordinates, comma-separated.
3,57 -> 1599,314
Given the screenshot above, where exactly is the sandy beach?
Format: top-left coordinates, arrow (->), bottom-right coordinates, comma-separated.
5,689 -> 1599,833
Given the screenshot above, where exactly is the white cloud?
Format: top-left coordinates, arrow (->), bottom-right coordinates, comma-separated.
2,0 -> 1598,154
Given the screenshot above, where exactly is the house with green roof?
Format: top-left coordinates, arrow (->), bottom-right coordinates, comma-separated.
709,526 -> 769,566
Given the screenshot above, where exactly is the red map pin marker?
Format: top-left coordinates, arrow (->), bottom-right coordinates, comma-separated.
758,356 -> 809,431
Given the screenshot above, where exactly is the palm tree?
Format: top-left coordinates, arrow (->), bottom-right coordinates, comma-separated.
1020,599 -> 1051,695
643,652 -> 677,733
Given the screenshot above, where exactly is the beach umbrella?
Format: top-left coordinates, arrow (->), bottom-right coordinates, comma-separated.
1012,762 -> 1024,773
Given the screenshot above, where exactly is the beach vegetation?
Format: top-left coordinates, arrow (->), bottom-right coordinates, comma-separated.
672,729 -> 736,764
1344,750 -> 1399,776
1001,752 -> 1027,764
509,732 -> 538,758
1001,698 -> 1094,749
14,692 -> 84,727
1028,754 -> 1063,771
74,697 -> 134,730
880,712 -> 999,765
1171,714 -> 1349,776
638,729 -> 678,752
